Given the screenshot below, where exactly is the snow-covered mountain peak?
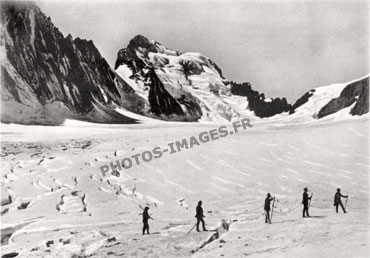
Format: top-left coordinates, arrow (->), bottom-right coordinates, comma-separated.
114,35 -> 250,122
1,1 -> 368,125
112,35 -> 369,123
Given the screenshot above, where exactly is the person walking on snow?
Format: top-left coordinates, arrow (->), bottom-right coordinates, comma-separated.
334,188 -> 348,213
264,193 -> 274,224
195,201 -> 207,232
142,206 -> 153,235
302,187 -> 312,218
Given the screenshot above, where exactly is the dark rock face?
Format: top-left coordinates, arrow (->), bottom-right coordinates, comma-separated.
115,34 -> 203,121
249,97 -> 290,118
115,35 -> 179,70
147,67 -> 185,116
146,68 -> 202,120
179,58 -> 203,78
229,81 -> 253,97
317,77 -> 369,118
350,79 -> 369,116
289,90 -> 315,114
228,81 -> 291,118
1,1 -> 136,125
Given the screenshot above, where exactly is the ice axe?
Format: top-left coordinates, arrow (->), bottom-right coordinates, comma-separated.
308,193 -> 313,208
270,197 -> 276,223
186,223 -> 197,235
345,196 -> 349,209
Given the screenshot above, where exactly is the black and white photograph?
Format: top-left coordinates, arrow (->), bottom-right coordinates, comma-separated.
0,0 -> 369,257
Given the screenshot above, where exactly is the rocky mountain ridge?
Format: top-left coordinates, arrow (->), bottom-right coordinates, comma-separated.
1,1 -> 136,125
0,1 -> 368,125
317,77 -> 368,118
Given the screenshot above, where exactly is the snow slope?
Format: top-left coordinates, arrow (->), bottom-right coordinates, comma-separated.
1,117 -> 368,257
288,75 -> 369,122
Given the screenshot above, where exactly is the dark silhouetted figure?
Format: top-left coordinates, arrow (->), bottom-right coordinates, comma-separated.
142,206 -> 152,235
302,187 -> 312,218
334,188 -> 348,213
195,201 -> 207,232
264,193 -> 274,224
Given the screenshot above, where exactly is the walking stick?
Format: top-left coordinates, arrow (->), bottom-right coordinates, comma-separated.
345,196 -> 349,209
308,193 -> 313,207
186,223 -> 197,235
270,197 -> 276,223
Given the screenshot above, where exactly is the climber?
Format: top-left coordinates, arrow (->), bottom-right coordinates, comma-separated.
264,193 -> 274,224
141,206 -> 153,235
302,187 -> 312,218
195,201 -> 207,232
334,188 -> 348,213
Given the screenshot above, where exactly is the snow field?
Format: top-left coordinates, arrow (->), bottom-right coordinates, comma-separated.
0,118 -> 368,257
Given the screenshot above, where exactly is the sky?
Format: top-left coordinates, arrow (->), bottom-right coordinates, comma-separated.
36,0 -> 369,102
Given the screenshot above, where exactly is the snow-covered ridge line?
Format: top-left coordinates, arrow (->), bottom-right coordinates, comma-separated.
1,0 -> 368,125
113,34 -> 369,124
286,75 -> 369,121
